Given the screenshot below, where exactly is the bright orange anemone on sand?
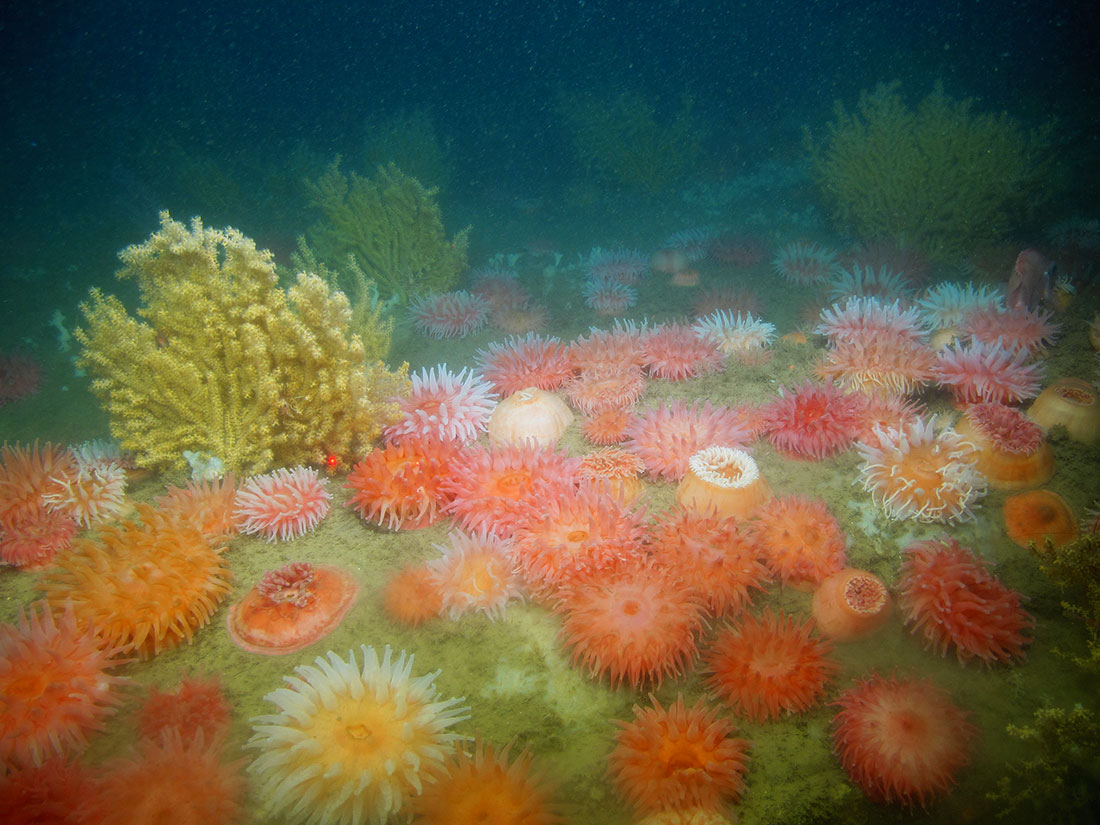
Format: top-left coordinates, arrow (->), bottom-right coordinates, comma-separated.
137,673 -> 232,744
412,739 -> 564,824
812,568 -> 892,642
746,495 -> 847,589
609,694 -> 750,814
1002,489 -> 1079,548
954,402 -> 1054,490
704,609 -> 837,722
226,562 -> 359,655
675,446 -> 772,520
37,503 -> 233,659
345,436 -> 458,530
0,602 -> 130,769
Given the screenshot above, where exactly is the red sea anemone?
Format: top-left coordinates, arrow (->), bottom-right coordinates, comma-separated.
412,739 -> 563,825
625,400 -> 751,482
226,562 -> 360,655
762,381 -> 866,459
556,561 -> 705,689
138,673 -> 232,744
0,602 -> 129,769
234,466 -> 331,542
345,435 -> 458,530
746,495 -> 847,588
640,323 -> 724,380
608,694 -> 750,813
704,609 -> 837,722
410,290 -> 490,338
475,333 -> 573,396
385,365 -> 498,445
832,673 -> 976,808
0,758 -> 99,825
88,731 -> 246,825
37,504 -> 233,659
647,507 -> 771,618
897,538 -> 1033,665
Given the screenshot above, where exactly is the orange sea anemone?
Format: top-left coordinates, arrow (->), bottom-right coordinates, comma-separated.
563,364 -> 646,416
556,561 -> 705,689
608,694 -> 750,814
954,402 -> 1053,490
427,529 -> 525,621
576,447 -> 646,504
812,568 -> 892,642
898,538 -> 1033,665
488,387 -> 574,447
412,738 -> 563,825
0,602 -> 130,770
137,673 -> 232,745
247,645 -> 469,825
746,495 -> 847,589
1002,489 -> 1078,548
383,563 -> 443,627
675,446 -> 772,520
704,609 -> 838,722
0,442 -> 78,567
647,507 -> 771,618
581,408 -> 635,445
37,503 -> 233,659
226,562 -> 359,655
636,810 -> 737,825
0,757 -> 100,825
1026,376 -> 1100,445
345,436 -> 458,530
154,473 -> 239,542
87,731 -> 246,825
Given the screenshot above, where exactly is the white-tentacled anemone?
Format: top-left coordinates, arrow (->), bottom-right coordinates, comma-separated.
247,644 -> 470,825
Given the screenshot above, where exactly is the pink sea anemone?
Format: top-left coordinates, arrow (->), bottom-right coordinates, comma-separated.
234,466 -> 331,542
385,365 -> 497,445
816,297 -> 925,344
762,381 -> 866,459
772,240 -> 840,285
625,400 -> 751,482
475,333 -> 572,396
897,538 -> 1033,665
0,602 -> 130,769
556,561 -> 705,689
857,417 -> 986,524
641,323 -> 724,380
832,673 -> 975,808
584,278 -> 637,316
41,458 -> 128,529
961,306 -> 1060,356
442,443 -> 580,538
410,290 -> 490,338
562,364 -> 646,415
585,246 -> 650,284
934,339 -> 1044,405
569,324 -> 646,373
818,335 -> 937,395
963,401 -> 1044,454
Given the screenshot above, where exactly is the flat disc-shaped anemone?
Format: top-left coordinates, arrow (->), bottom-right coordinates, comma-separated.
226,562 -> 359,655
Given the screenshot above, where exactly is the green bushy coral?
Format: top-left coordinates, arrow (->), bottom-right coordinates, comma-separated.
558,90 -> 704,193
805,82 -> 1054,259
305,160 -> 470,302
1029,530 -> 1100,672
989,704 -> 1100,820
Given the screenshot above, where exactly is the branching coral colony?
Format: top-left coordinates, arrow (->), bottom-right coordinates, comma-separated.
805,81 -> 1054,260
304,160 -> 470,303
76,212 -> 409,475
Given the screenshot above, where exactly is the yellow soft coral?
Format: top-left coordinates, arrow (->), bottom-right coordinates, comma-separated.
76,212 -> 408,475
805,82 -> 1053,259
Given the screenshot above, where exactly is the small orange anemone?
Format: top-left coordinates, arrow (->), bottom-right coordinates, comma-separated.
954,403 -> 1054,490
812,568 -> 891,641
676,446 -> 772,519
1003,490 -> 1078,548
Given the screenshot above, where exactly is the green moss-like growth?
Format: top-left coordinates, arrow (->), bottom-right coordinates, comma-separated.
988,704 -> 1100,820
1029,531 -> 1100,672
805,82 -> 1054,260
305,160 -> 470,302
363,108 -> 452,191
558,90 -> 704,193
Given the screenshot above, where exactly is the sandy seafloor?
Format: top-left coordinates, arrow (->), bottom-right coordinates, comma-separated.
2,188 -> 1099,825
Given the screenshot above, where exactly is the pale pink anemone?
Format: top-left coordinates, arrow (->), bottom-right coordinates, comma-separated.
934,339 -> 1044,405
410,290 -> 490,338
475,333 -> 573,397
625,400 -> 752,482
384,365 -> 498,445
